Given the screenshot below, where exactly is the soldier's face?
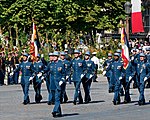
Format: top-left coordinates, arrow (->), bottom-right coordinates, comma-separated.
114,56 -> 119,60
74,53 -> 79,58
60,55 -> 65,60
108,56 -> 112,59
53,56 -> 58,61
140,56 -> 144,61
49,56 -> 53,61
85,55 -> 89,60
23,56 -> 27,61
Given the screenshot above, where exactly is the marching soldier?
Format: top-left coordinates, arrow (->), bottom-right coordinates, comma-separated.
134,53 -> 150,105
103,53 -> 114,93
71,49 -> 87,105
46,53 -> 55,105
105,53 -> 124,105
12,53 -> 34,105
38,51 -> 65,117
82,51 -> 95,103
32,54 -> 45,103
130,48 -> 138,88
60,51 -> 71,103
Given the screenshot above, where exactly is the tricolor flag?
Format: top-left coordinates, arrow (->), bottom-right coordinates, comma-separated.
131,0 -> 144,33
121,27 -> 130,69
30,23 -> 41,61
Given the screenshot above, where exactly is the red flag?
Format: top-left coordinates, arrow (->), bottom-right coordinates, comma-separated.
131,0 -> 144,33
121,28 -> 130,69
30,23 -> 40,61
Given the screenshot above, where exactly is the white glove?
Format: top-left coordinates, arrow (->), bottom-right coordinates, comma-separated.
59,81 -> 63,86
41,76 -> 45,80
81,74 -> 85,79
144,77 -> 147,82
131,56 -> 134,61
37,72 -> 42,78
66,76 -> 69,80
29,76 -> 34,81
102,71 -> 106,76
10,72 -> 14,76
119,77 -> 122,80
89,74 -> 93,79
129,76 -> 132,81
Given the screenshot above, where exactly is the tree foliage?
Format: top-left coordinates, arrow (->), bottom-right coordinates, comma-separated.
0,0 -> 127,47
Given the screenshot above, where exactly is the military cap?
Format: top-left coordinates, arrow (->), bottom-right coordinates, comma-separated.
132,48 -> 137,52
23,53 -> 28,57
37,54 -> 41,58
116,49 -> 121,53
74,49 -> 80,54
85,51 -> 91,56
114,52 -> 120,57
49,52 -> 53,56
53,51 -> 59,56
139,53 -> 145,57
60,51 -> 66,55
108,53 -> 112,57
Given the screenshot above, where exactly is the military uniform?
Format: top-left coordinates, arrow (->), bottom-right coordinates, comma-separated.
106,53 -> 124,105
71,50 -> 87,105
82,51 -> 95,103
134,53 -> 150,105
14,53 -> 34,105
103,53 -> 114,92
42,51 -> 65,117
60,51 -> 71,103
32,54 -> 45,103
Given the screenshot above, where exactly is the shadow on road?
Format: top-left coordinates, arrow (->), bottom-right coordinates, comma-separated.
62,113 -> 79,117
29,101 -> 48,104
89,100 -> 105,104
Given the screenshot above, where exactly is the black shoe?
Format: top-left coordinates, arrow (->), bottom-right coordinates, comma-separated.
52,112 -> 62,118
84,101 -> 89,104
47,101 -> 52,105
23,100 -> 30,105
73,100 -> 76,105
64,99 -> 68,103
52,112 -> 57,117
138,100 -> 145,106
113,101 -> 120,105
78,101 -> 83,104
124,99 -> 131,103
109,89 -> 113,93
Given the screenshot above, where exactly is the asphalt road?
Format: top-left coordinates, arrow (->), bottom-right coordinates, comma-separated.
1,75 -> 150,120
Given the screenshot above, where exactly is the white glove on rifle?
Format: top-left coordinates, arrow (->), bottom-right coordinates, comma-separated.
129,76 -> 132,81
144,77 -> 147,82
102,71 -> 106,76
10,72 -> 14,76
41,76 -> 45,80
59,81 -> 63,86
81,74 -> 85,79
66,76 -> 69,80
131,56 -> 134,61
29,76 -> 34,81
119,77 -> 122,80
37,72 -> 42,78
89,74 -> 93,79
